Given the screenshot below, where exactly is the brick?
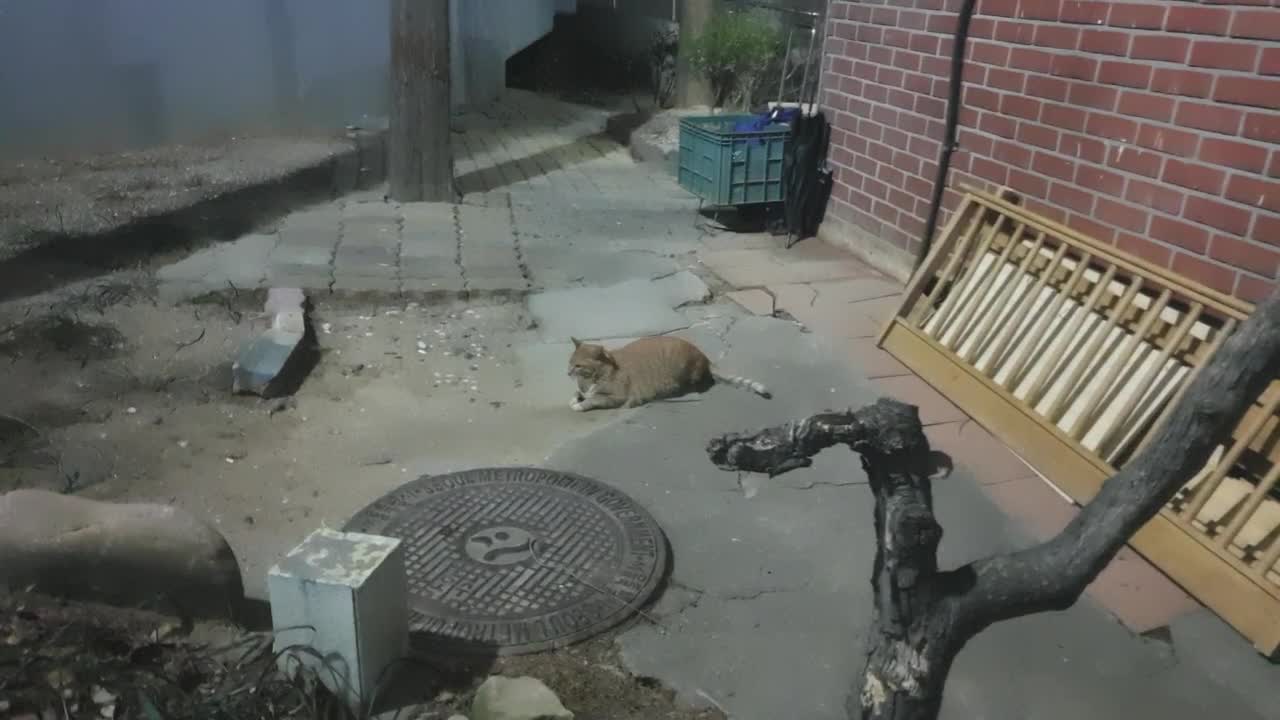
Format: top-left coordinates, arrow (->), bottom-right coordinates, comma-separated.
1256,213 -> 1280,248
883,29 -> 911,49
1150,215 -> 1210,254
1010,47 -> 1054,73
1018,122 -> 1060,150
1216,77 -> 1280,111
1189,41 -> 1260,72
926,13 -> 958,33
1262,48 -> 1280,76
1002,94 -> 1042,121
1026,75 -> 1070,102
1230,10 -> 1280,41
1070,214 -> 1119,244
1151,68 -> 1213,98
1061,0 -> 1109,24
1049,181 -> 1090,212
1080,29 -> 1131,56
1108,3 -> 1167,30
1043,104 -> 1089,132
1199,138 -> 1270,174
910,33 -> 940,54
967,86 -> 1001,112
1125,177 -> 1183,215
1130,35 -> 1190,63
1059,133 -> 1107,163
1109,145 -> 1163,178
1171,253 -> 1236,294
1211,235 -> 1280,277
1184,196 -> 1253,235
1116,233 -> 1172,266
1244,112 -> 1280,144
916,95 -> 946,118
1024,197 -> 1069,223
1099,61 -> 1152,90
1226,175 -> 1280,213
993,139 -> 1034,167
1119,92 -> 1176,123
987,68 -> 1026,93
1165,6 -> 1232,35
1051,54 -> 1099,81
1035,24 -> 1080,50
900,10 -> 929,31
1175,102 -> 1244,136
1163,159 -> 1227,195
1136,124 -> 1199,157
1019,0 -> 1063,21
1237,275 -> 1276,303
877,66 -> 906,87
995,19 -> 1038,45
1033,151 -> 1076,181
1095,197 -> 1149,232
1068,82 -> 1118,111
1076,165 -> 1126,196
1008,168 -> 1050,198
971,41 -> 1010,67
1086,113 -> 1139,143
870,6 -> 898,25
972,156 -> 1010,184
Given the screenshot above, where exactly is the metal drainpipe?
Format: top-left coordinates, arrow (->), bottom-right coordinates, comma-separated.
913,0 -> 979,274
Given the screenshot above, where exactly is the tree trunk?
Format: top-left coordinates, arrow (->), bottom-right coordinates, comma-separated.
675,0 -> 717,108
389,0 -> 453,202
707,287 -> 1280,720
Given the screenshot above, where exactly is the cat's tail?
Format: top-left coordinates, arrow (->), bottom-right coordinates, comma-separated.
711,370 -> 772,399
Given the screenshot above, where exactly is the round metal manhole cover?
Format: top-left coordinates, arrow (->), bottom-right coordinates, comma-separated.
344,467 -> 668,655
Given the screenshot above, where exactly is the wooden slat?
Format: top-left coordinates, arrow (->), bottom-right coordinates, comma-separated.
960,185 -> 1252,321
1132,318 -> 1237,458
1097,302 -> 1202,461
1046,278 -> 1145,425
1181,391 -> 1280,523
1021,266 -> 1116,405
1218,461 -> 1280,552
880,322 -> 1280,655
887,195 -> 977,341
986,252 -> 1091,386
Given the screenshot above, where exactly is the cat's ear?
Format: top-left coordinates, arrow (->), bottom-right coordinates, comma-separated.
601,349 -> 618,367
570,336 -> 581,348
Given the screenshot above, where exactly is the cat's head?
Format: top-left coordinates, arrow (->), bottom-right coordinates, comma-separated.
568,337 -> 616,379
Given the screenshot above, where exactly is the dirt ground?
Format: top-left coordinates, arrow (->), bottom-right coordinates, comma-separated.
0,275 -> 719,719
0,587 -> 723,720
0,133 -> 352,260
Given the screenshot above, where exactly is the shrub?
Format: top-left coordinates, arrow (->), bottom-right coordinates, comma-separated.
688,9 -> 783,110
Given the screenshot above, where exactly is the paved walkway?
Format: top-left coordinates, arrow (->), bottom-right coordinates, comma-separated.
151,90 -> 1275,720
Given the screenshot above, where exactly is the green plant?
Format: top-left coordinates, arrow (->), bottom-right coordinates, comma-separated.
687,9 -> 783,110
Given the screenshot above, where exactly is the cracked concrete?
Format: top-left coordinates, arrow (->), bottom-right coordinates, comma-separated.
136,90 -> 1274,720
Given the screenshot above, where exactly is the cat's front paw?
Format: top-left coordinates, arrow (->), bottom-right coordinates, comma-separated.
570,400 -> 587,412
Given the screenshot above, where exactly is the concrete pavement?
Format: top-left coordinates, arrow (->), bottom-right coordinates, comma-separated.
148,89 -> 1276,719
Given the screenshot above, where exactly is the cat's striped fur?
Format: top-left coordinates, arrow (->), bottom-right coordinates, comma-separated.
567,335 -> 770,412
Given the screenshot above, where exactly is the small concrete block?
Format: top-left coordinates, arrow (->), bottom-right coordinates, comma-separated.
727,289 -> 774,316
233,287 -> 308,397
869,374 -> 966,426
341,223 -> 399,248
268,528 -> 408,712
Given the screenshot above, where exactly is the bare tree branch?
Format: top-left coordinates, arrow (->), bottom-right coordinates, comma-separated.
706,287 -> 1280,720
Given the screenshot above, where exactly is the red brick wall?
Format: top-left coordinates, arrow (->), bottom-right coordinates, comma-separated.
818,0 -> 1280,302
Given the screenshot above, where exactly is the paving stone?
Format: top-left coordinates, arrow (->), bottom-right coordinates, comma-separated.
838,338 -> 912,379
267,270 -> 332,291
342,201 -> 399,221
774,292 -> 880,338
400,257 -> 461,279
700,234 -> 780,251
466,275 -> 529,294
850,294 -> 905,325
278,226 -> 340,247
401,239 -> 456,260
727,289 -> 774,316
332,275 -> 400,293
868,374 -> 967,426
341,223 -> 399,247
980,474 -> 1075,540
400,276 -> 466,294
925,419 -> 1039,486
770,259 -> 878,284
700,251 -> 786,288
269,244 -> 332,269
1087,545 -> 1200,634
807,277 -> 904,304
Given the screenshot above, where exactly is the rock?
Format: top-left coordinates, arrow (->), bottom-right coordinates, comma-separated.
471,676 -> 573,720
0,489 -> 243,618
232,287 -> 313,397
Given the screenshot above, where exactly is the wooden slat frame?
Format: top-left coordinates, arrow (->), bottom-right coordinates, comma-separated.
877,186 -> 1280,656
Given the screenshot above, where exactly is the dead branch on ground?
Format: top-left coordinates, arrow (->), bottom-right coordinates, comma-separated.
707,288 -> 1280,720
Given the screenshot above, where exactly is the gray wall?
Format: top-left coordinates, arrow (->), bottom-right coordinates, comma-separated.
0,0 -> 574,158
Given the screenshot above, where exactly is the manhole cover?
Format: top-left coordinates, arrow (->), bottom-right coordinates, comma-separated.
344,467 -> 668,655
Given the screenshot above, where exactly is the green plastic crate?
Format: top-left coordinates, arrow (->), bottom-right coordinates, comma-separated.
677,114 -> 790,206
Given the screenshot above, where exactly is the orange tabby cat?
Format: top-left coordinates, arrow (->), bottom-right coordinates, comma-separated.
567,335 -> 770,411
